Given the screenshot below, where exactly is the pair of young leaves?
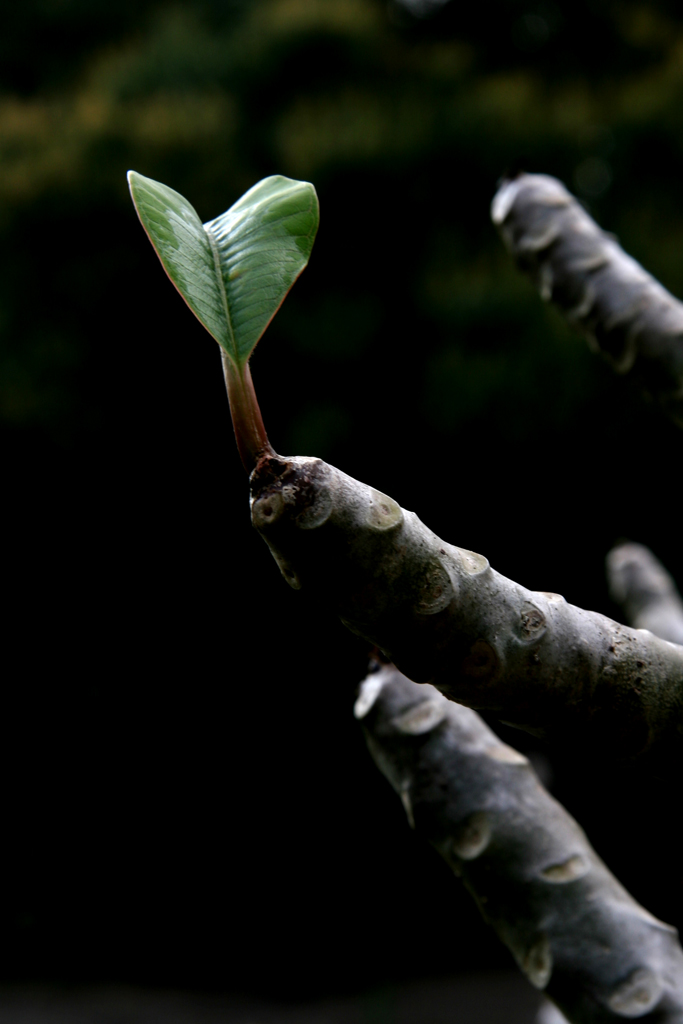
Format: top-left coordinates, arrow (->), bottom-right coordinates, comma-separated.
128,170 -> 319,465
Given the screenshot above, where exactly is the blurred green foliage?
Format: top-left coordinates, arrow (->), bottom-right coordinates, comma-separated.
4,0 -> 683,449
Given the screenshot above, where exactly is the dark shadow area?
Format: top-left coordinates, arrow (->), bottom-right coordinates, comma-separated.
0,973 -> 541,1023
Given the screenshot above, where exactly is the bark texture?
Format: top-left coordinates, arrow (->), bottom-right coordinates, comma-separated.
250,453 -> 683,767
357,663 -> 683,1023
491,173 -> 683,427
607,543 -> 683,646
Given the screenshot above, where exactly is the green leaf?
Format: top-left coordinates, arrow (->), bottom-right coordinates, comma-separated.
128,171 -> 319,368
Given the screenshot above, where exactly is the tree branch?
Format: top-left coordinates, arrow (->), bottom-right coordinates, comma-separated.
491,173 -> 683,427
251,453 -> 683,768
357,663 -> 683,1023
607,543 -> 683,646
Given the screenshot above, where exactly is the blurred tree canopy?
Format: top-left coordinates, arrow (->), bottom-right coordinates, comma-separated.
5,0 -> 683,456
4,0 -> 683,997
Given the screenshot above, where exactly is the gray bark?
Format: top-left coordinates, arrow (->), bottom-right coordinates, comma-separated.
251,453 -> 683,769
607,543 -> 683,646
357,663 -> 683,1022
490,173 -> 683,427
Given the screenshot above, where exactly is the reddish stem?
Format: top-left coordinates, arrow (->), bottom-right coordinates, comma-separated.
221,351 -> 274,474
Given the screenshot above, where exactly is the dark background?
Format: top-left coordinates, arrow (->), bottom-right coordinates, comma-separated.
3,0 -> 683,1002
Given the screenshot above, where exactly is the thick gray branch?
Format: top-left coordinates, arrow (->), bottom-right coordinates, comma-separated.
491,173 -> 683,427
251,454 -> 683,768
607,543 -> 683,646
357,664 -> 683,1023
